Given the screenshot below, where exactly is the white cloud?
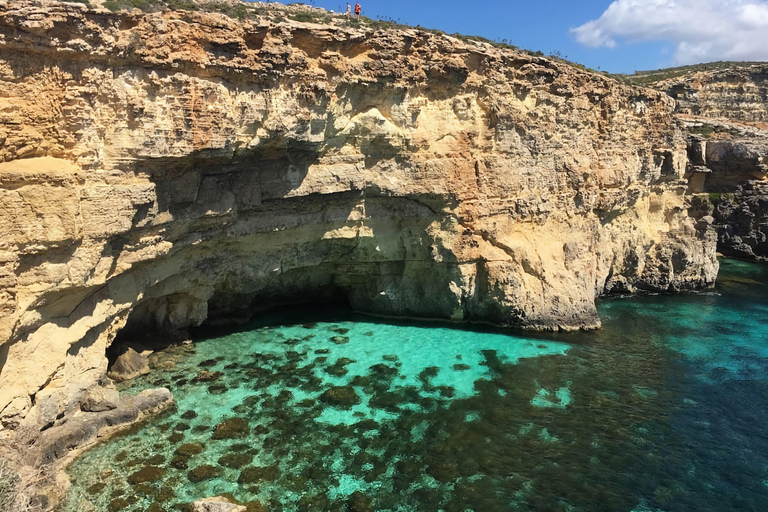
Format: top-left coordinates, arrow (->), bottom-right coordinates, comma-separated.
571,0 -> 768,65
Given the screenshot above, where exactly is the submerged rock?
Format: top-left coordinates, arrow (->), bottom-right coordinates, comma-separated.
188,465 -> 223,483
330,336 -> 350,345
176,443 -> 204,456
319,386 -> 361,408
212,418 -> 250,439
194,371 -> 223,383
237,465 -> 281,484
108,497 -> 130,512
208,383 -> 229,395
126,465 -> 165,485
347,491 -> 374,512
218,453 -> 254,469
170,456 -> 189,470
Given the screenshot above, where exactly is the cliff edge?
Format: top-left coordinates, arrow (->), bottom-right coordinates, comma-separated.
0,0 -> 717,430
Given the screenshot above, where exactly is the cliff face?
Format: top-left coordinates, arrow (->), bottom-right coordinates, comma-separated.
683,117 -> 768,260
653,65 -> 768,260
0,0 -> 717,429
655,64 -> 768,124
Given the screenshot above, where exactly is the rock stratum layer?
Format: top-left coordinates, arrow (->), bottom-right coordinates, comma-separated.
0,0 -> 717,429
651,64 -> 768,260
656,64 -> 768,124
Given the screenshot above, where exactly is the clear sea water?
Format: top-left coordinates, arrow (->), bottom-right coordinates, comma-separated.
63,259 -> 768,512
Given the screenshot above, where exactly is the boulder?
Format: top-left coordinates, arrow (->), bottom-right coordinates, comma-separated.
108,347 -> 150,383
189,496 -> 246,512
81,386 -> 120,412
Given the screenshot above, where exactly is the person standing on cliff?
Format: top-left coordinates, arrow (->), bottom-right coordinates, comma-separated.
354,2 -> 361,19
346,3 -> 351,19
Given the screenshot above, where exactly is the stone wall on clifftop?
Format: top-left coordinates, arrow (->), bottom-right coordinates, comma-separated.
0,0 -> 717,429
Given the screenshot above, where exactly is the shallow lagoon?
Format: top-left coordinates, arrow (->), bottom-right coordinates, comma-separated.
64,259 -> 768,511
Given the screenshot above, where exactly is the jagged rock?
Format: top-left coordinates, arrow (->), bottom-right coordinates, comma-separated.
189,496 -> 246,512
108,348 -> 150,383
80,386 -> 120,412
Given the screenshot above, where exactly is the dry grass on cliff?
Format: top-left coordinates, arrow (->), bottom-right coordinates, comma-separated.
0,458 -> 30,512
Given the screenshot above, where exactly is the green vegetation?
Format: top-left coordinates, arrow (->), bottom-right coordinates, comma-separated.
688,124 -> 716,138
687,123 -> 744,139
612,61 -> 767,86
67,0 -> 91,6
708,192 -> 735,204
0,459 -> 22,512
288,11 -> 332,24
97,0 -> 259,17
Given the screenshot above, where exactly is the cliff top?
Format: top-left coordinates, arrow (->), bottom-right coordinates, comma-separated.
615,61 -> 768,87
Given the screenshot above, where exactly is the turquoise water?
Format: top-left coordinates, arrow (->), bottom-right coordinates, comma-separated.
64,259 -> 768,512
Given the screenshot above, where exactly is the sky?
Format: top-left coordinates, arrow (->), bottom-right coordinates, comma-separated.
251,0 -> 768,74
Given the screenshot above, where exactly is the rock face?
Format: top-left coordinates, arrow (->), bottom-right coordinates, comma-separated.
656,64 -> 768,123
0,0 -> 717,428
678,117 -> 768,260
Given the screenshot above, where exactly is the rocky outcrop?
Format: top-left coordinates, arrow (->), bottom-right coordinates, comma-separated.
29,387 -> 172,466
655,64 -> 768,124
107,347 -> 150,382
680,116 -> 768,260
79,384 -> 120,412
648,65 -> 768,260
0,0 -> 717,429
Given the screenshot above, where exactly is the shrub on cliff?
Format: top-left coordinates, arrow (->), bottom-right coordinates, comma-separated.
0,459 -> 24,512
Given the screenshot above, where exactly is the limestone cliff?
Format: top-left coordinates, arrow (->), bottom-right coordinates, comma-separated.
650,64 -> 768,260
0,0 -> 717,429
655,64 -> 768,124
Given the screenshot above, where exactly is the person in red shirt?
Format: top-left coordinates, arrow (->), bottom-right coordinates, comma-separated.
354,2 -> 361,19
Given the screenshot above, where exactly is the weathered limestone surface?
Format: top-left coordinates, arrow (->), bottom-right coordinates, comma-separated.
656,64 -> 768,123
0,0 -> 717,428
682,116 -> 768,260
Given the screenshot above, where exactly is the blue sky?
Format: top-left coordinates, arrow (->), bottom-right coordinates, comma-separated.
251,0 -> 768,74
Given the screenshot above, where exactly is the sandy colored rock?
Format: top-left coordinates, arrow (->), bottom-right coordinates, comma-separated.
107,347 -> 150,383
190,496 -> 246,512
80,385 -> 120,412
0,1 -> 717,429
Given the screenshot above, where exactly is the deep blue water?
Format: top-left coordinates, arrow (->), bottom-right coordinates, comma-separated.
64,259 -> 768,512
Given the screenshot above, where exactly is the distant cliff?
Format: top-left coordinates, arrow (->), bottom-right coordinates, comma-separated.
653,64 -> 768,123
648,65 -> 768,260
0,0 -> 717,430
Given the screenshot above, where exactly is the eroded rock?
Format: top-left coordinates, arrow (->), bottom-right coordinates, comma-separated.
107,348 -> 150,383
80,386 -> 120,412
189,496 -> 246,512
